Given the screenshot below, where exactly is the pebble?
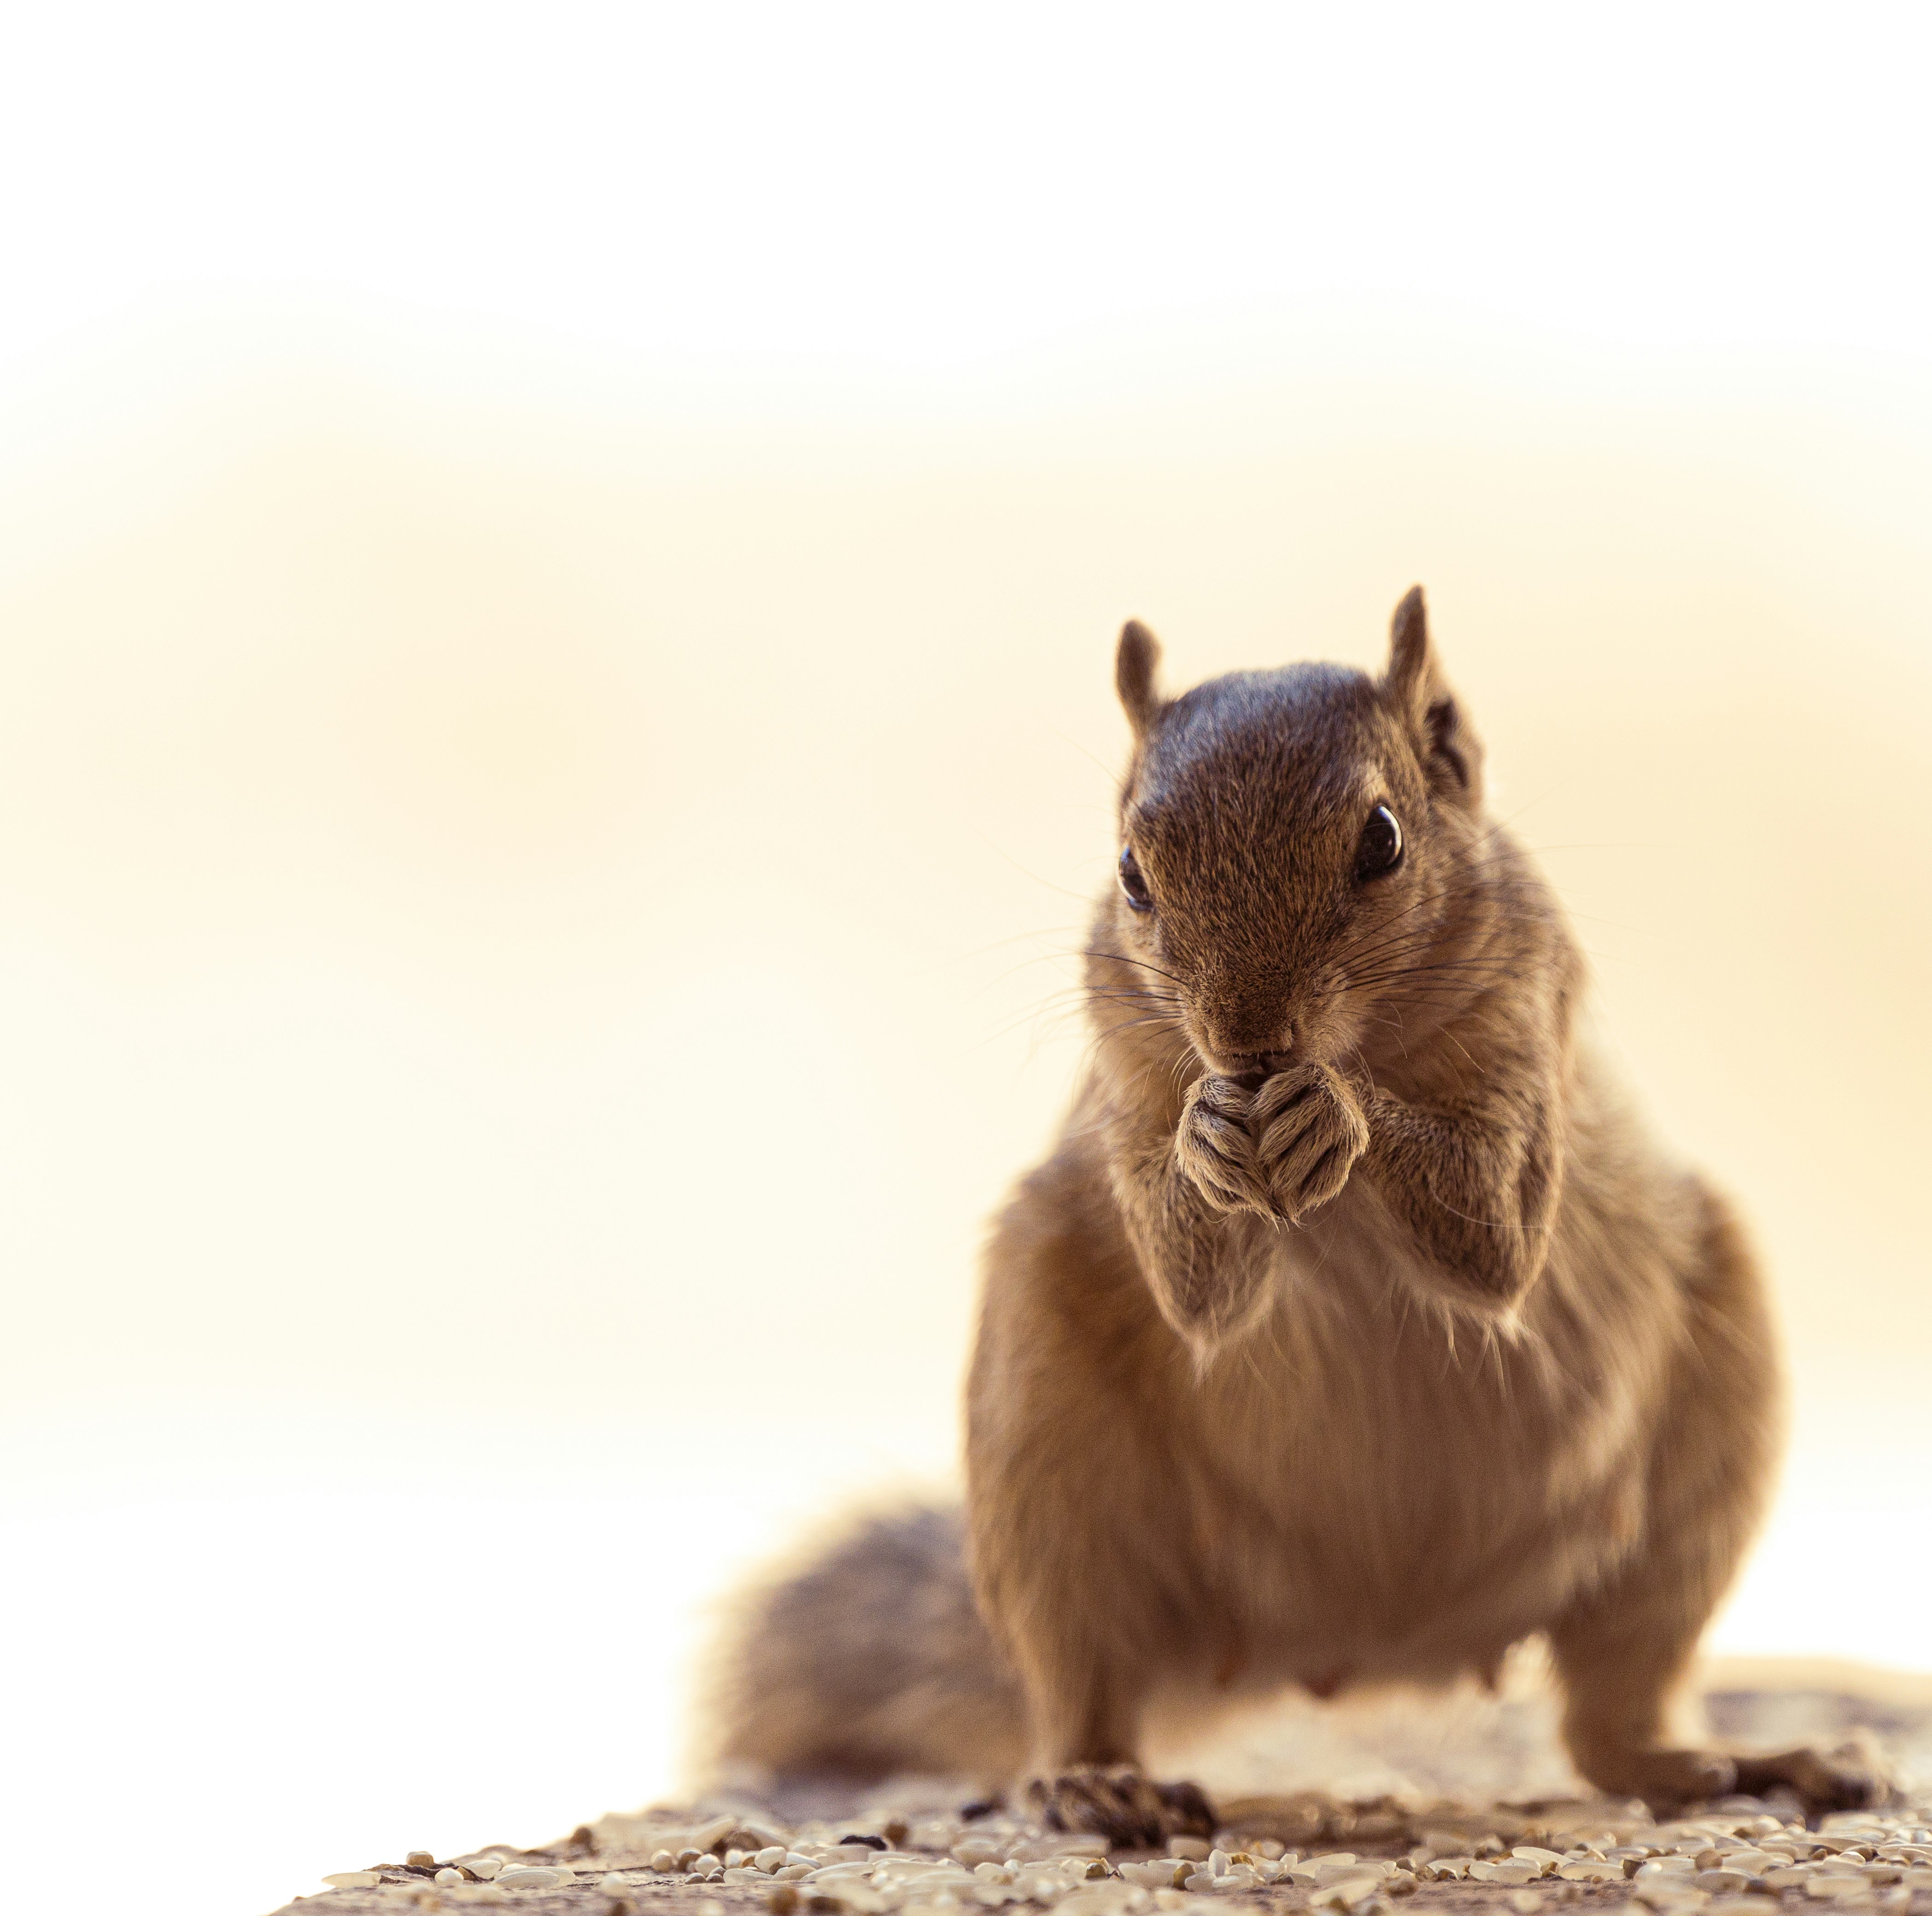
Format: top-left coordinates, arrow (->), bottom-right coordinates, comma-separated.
496,1865 -> 567,1888
408,1852 -> 438,1868
466,1857 -> 505,1880
322,1873 -> 380,1890
436,1867 -> 466,1885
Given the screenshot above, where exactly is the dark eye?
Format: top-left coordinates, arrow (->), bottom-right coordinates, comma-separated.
1355,804 -> 1404,879
1118,847 -> 1153,912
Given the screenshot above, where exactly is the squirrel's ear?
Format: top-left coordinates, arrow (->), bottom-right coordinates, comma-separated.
1116,619 -> 1164,741
1382,586 -> 1483,805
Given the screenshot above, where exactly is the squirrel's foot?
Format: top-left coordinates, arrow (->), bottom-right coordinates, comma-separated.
1023,1765 -> 1216,1849
1731,1745 -> 1895,1813
1586,1744 -> 1891,1816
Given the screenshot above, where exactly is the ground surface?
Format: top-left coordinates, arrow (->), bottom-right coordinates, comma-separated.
273,1668 -> 1932,1916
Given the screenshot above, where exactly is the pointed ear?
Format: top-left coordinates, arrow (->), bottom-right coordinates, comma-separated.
1382,586 -> 1483,805
1116,619 -> 1164,741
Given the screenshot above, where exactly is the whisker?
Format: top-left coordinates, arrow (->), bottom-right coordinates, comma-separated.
1077,946 -> 1190,987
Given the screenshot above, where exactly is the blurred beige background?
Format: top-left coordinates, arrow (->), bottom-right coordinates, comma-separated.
1,7 -> 1928,1916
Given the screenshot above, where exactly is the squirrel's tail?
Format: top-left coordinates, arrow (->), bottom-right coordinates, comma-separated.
705,1501 -> 1026,1785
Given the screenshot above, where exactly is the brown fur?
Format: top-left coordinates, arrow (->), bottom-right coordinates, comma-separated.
711,590 -> 1877,1835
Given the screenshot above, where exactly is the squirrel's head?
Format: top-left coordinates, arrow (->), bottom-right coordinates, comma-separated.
1098,587 -> 1492,1080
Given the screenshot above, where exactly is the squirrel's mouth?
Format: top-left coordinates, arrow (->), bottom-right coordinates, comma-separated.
1186,1027 -> 1298,1086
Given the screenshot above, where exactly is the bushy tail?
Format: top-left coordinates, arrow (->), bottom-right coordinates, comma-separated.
705,1502 -> 1025,1786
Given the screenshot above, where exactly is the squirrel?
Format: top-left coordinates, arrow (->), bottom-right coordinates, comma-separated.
709,589 -> 1879,1840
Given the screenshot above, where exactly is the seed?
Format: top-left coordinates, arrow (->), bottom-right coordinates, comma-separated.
1470,1861 -> 1541,1885
1514,1849 -> 1565,1871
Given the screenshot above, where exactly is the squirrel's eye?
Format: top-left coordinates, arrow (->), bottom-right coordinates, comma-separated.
1118,847 -> 1154,912
1355,805 -> 1404,879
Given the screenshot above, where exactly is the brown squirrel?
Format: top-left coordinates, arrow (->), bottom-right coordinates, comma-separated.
712,590 -> 1877,1840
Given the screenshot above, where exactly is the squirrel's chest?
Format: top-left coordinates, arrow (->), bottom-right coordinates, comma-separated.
1150,1258 -> 1649,1675
1175,1261 -> 1639,1585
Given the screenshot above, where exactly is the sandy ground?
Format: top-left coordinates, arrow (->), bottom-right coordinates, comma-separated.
272,1662 -> 1932,1916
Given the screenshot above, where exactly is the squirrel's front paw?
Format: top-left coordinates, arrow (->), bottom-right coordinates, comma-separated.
1174,1074 -> 1274,1216
1249,1063 -> 1370,1222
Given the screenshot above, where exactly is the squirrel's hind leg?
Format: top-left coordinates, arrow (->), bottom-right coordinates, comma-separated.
1551,1184 -> 1887,1815
999,1627 -> 1216,1846
1552,1609 -> 1887,1814
1024,1768 -> 1215,1849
